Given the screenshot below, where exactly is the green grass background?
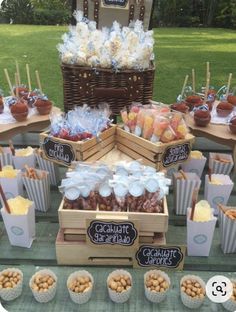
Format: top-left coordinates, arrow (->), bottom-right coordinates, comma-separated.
0,25 -> 236,109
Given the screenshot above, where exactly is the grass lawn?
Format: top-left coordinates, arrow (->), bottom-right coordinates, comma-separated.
0,25 -> 236,109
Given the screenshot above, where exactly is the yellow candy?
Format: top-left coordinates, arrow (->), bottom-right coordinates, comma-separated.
7,196 -> 33,215
15,147 -> 34,157
209,177 -> 222,185
177,124 -> 187,136
190,151 -> 203,159
0,166 -> 18,178
128,112 -> 136,121
193,200 -> 212,222
144,116 -> 153,127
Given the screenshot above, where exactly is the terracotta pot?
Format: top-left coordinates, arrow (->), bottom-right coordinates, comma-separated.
194,110 -> 211,127
11,111 -> 28,122
227,95 -> 236,106
229,116 -> 236,134
36,103 -> 52,115
170,102 -> 189,113
216,102 -> 233,117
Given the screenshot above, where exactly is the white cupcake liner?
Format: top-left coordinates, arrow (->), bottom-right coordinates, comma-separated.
180,275 -> 205,309
67,270 -> 94,304
222,279 -> 236,311
0,268 -> 23,301
107,269 -> 132,303
144,270 -> 170,303
29,269 -> 57,303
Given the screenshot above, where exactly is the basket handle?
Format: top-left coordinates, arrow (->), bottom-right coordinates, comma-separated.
94,87 -> 129,98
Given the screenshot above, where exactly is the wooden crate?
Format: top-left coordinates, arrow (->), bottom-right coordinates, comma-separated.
58,197 -> 168,233
56,229 -> 166,266
116,127 -> 195,170
39,125 -> 116,166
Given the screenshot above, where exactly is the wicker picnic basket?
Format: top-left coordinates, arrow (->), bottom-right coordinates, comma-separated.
62,0 -> 155,114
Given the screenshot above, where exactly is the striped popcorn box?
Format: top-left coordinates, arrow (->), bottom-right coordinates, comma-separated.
204,174 -> 233,215
181,156 -> 207,178
35,152 -> 60,186
173,172 -> 201,215
13,153 -> 36,170
22,169 -> 50,212
0,147 -> 13,166
0,171 -> 24,202
218,205 -> 236,254
209,153 -> 234,175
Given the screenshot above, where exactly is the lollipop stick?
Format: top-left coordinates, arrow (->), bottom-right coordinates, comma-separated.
26,64 -> 32,92
35,70 -> 43,94
192,68 -> 196,94
9,140 -> 15,156
203,72 -> 210,104
206,61 -> 210,82
0,184 -> 11,214
190,188 -> 198,221
181,75 -> 189,98
4,68 -> 14,96
225,73 -> 232,99
15,60 -> 21,85
15,73 -> 19,98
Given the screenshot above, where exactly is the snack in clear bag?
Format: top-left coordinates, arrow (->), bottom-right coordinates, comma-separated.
142,111 -> 154,140
169,113 -> 189,140
151,115 -> 170,143
97,183 -> 114,211
110,178 -> 128,212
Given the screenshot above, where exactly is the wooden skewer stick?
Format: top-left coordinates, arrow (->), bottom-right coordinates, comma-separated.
15,60 -> 21,85
179,169 -> 188,180
192,69 -> 196,94
225,73 -> 232,99
35,70 -> 43,94
208,167 -> 212,182
0,159 -> 2,171
190,188 -> 199,221
8,140 -> 15,156
206,61 -> 210,83
218,203 -> 227,214
4,68 -> 14,97
203,72 -> 210,104
0,184 -> 11,214
15,73 -> 19,98
26,64 -> 32,92
181,75 -> 189,99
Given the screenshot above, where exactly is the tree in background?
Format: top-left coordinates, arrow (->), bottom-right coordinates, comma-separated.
1,0 -> 34,24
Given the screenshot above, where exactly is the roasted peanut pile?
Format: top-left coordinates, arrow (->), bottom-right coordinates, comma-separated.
31,274 -> 55,292
231,282 -> 236,301
181,279 -> 205,299
68,276 -> 92,294
108,274 -> 132,293
0,271 -> 21,289
145,273 -> 169,292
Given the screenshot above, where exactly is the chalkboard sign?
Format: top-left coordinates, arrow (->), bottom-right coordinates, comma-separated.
135,245 -> 185,269
101,0 -> 129,9
162,143 -> 191,168
87,220 -> 139,247
42,137 -> 75,166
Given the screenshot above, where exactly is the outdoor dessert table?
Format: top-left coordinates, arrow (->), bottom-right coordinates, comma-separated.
0,107 -> 61,141
185,113 -> 236,174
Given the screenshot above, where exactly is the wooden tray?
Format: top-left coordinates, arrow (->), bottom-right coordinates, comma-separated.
58,197 -> 168,233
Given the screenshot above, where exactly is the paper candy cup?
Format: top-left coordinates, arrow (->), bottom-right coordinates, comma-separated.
144,270 -> 170,303
209,153 -> 234,175
0,268 -> 23,301
187,208 -> 217,257
218,207 -> 236,254
0,171 -> 23,201
107,270 -> 132,303
204,174 -> 233,215
173,172 -> 201,215
180,275 -> 205,309
35,153 -> 60,186
13,153 -> 35,170
222,279 -> 236,311
22,170 -> 50,212
1,203 -> 35,248
30,269 -> 57,303
181,157 -> 207,178
67,270 -> 94,304
0,147 -> 13,166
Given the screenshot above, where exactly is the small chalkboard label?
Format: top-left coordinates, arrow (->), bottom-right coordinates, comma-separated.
135,245 -> 185,269
102,0 -> 128,8
87,220 -> 138,247
42,137 -> 75,166
162,143 -> 191,167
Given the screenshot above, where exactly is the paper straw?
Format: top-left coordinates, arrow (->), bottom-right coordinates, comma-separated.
0,184 -> 11,214
203,72 -> 210,104
4,69 -> 14,96
26,64 -> 32,92
15,60 -> 21,85
192,69 -> 195,93
181,75 -> 189,98
225,73 -> 232,99
15,73 -> 19,98
35,70 -> 43,94
206,62 -> 210,82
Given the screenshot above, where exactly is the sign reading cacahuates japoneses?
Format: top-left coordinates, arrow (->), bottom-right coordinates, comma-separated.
134,245 -> 185,270
101,0 -> 129,9
86,220 -> 139,248
42,137 -> 75,166
162,143 -> 191,167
